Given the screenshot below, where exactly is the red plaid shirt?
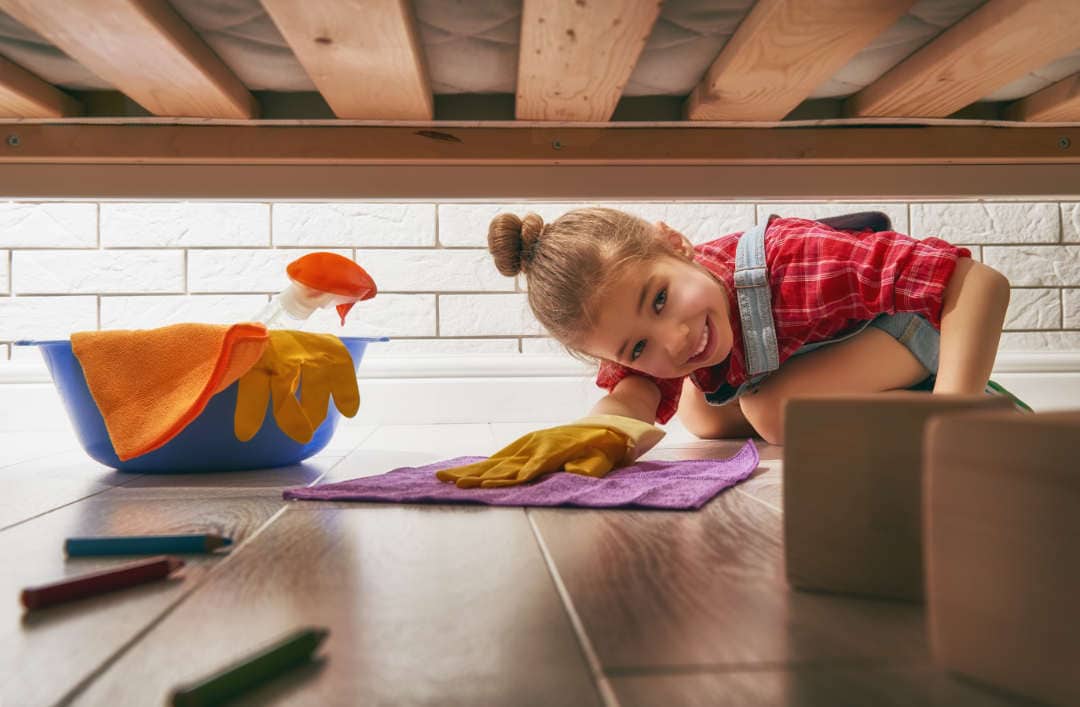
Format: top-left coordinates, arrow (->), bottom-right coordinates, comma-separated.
597,217 -> 970,423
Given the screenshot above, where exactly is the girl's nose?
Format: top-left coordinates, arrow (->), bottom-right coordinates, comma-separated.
664,322 -> 691,359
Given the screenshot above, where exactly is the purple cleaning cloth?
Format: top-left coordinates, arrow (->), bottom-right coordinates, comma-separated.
283,440 -> 759,510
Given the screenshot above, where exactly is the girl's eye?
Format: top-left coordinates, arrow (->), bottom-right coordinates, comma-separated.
631,340 -> 646,361
654,288 -> 667,313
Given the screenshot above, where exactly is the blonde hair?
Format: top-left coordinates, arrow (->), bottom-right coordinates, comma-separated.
488,207 -> 669,354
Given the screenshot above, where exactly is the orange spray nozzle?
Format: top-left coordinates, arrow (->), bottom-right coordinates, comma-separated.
284,253 -> 377,325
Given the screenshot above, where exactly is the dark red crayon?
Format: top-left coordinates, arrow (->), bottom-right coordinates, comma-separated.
20,555 -> 185,610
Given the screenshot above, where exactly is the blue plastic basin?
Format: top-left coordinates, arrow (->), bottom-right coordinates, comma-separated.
18,336 -> 386,473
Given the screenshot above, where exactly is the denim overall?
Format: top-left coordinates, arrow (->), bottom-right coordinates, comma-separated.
702,220 -> 1022,408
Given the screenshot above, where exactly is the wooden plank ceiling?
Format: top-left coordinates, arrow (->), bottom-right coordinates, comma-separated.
846,0 -> 1080,118
0,0 -> 257,119
685,0 -> 917,121
0,0 -> 1076,123
516,0 -> 662,121
261,0 -> 433,120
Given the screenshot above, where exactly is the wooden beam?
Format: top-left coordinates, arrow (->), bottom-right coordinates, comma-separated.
0,0 -> 257,119
846,0 -> 1080,118
686,0 -> 914,121
1006,72 -> 1080,122
260,0 -> 432,120
0,55 -> 82,118
3,163 -> 1078,200
0,124 -> 1077,165
516,0 -> 661,121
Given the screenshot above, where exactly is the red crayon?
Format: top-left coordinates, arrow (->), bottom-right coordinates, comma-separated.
20,555 -> 185,610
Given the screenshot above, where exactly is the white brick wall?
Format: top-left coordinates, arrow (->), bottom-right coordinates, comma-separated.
911,203 -> 1059,244
187,248 -> 351,292
101,203 -> 269,248
14,250 -> 184,294
0,202 -> 96,248
273,203 -> 435,247
1,200 -> 1078,357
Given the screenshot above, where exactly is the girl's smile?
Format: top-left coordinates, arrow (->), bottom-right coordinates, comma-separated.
687,314 -> 714,366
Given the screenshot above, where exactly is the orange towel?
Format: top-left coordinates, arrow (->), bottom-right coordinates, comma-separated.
71,323 -> 269,461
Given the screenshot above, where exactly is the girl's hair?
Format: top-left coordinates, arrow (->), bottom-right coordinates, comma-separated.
488,207 -> 669,354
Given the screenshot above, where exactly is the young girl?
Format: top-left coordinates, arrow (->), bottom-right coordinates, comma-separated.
436,207 -> 1014,488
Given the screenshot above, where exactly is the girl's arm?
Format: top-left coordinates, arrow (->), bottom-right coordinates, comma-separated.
934,257 -> 1011,395
588,373 -> 662,422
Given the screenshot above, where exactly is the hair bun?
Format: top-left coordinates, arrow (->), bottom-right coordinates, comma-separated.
488,212 -> 543,277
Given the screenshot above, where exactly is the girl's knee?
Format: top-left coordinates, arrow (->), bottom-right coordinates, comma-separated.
677,396 -> 757,440
680,409 -> 746,439
738,392 -> 783,445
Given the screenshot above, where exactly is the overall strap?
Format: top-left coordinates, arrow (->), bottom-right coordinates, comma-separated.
734,221 -> 780,376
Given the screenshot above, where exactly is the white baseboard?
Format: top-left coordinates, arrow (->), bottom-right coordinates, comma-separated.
2,352 -> 1078,429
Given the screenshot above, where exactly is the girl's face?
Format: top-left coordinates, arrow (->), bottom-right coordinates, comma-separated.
581,225 -> 734,379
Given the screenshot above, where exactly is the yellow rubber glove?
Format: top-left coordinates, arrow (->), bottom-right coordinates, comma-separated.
436,414 -> 665,488
234,330 -> 360,444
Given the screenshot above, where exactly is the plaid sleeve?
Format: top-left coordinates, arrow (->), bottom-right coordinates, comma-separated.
773,223 -> 971,330
888,235 -> 972,328
596,360 -> 685,424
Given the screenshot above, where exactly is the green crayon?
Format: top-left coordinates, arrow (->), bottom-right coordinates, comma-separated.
170,627 -> 328,706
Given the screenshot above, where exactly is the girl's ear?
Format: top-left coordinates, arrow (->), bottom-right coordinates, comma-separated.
656,222 -> 694,259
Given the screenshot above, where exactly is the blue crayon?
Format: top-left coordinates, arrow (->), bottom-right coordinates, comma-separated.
64,534 -> 233,556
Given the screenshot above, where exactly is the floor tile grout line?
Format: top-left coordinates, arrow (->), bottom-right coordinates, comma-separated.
0,428 -> 377,534
0,474 -> 146,533
733,486 -> 782,515
0,444 -> 83,472
604,656 -> 930,678
526,511 -> 621,707
304,424 -> 383,487
55,502 -> 294,705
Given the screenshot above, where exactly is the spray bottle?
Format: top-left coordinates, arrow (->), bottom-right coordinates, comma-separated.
255,252 -> 377,328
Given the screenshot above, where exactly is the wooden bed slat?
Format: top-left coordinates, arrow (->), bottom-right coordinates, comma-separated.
2,124 -> 1077,165
0,0 -> 258,119
1006,72 -> 1080,123
0,55 -> 82,118
261,0 -> 433,120
3,163 -> 1077,200
516,0 -> 661,121
846,0 -> 1080,118
686,0 -> 915,121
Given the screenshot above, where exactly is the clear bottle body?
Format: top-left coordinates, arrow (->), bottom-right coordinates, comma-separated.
252,283 -> 353,329
253,296 -> 303,329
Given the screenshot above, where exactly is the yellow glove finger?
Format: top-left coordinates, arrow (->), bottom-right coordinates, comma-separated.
327,359 -> 360,417
437,456 -> 525,486
235,370 -> 271,442
469,455 -> 556,488
564,431 -> 626,477
301,359 -> 360,421
435,425 -> 634,488
295,362 -> 359,433
434,431 -> 554,485
435,458 -> 501,484
471,448 -> 581,488
269,366 -> 317,444
296,366 -> 334,433
563,446 -> 619,478
473,428 -> 627,486
477,452 -> 584,487
476,476 -> 528,488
